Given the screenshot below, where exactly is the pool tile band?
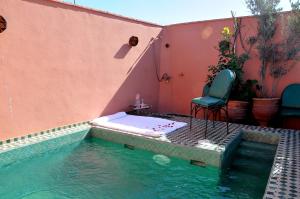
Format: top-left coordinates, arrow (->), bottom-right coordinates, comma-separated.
0,121 -> 90,145
0,123 -> 91,167
90,127 -> 223,168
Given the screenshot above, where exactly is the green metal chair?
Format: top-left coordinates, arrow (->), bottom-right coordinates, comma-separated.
281,84 -> 300,117
190,69 -> 236,138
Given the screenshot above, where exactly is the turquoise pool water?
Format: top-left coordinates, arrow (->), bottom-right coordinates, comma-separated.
0,138 -> 266,199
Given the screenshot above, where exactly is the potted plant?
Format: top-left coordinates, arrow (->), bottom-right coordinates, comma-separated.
246,0 -> 300,126
207,16 -> 257,123
228,80 -> 257,123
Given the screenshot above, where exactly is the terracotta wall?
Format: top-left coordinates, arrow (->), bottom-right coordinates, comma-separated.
0,0 -> 162,140
1,1 -> 300,140
158,16 -> 300,115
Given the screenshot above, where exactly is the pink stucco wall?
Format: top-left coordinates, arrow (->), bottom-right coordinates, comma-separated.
158,16 -> 300,115
1,1 -> 300,141
0,0 -> 162,140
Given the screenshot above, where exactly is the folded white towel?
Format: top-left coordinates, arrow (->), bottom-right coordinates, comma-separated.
92,112 -> 127,123
91,112 -> 187,137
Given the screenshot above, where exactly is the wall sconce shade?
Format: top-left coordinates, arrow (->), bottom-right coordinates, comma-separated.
129,36 -> 139,47
0,16 -> 7,33
161,73 -> 171,82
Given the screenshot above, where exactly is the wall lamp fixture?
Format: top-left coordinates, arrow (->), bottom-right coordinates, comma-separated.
161,73 -> 171,83
129,36 -> 139,47
0,16 -> 7,33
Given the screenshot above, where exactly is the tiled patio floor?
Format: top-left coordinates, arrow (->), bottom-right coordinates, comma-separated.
165,116 -> 243,146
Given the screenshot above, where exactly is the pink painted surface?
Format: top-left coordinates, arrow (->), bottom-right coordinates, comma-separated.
0,0 -> 162,140
1,1 -> 300,140
158,16 -> 300,115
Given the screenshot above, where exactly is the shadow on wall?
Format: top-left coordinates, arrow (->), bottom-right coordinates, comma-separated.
114,44 -> 131,59
101,35 -> 163,116
22,0 -> 164,118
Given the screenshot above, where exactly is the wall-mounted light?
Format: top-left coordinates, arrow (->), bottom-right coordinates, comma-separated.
0,16 -> 7,33
161,73 -> 171,83
129,36 -> 139,47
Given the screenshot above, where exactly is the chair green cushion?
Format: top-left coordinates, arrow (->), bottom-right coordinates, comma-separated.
208,69 -> 235,100
281,107 -> 300,117
192,96 -> 225,107
282,84 -> 300,108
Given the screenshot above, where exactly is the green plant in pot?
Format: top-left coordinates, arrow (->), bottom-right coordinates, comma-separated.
207,18 -> 257,123
246,0 -> 300,126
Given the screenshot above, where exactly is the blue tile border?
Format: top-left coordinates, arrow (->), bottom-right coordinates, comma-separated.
0,121 -> 90,146
90,127 -> 223,167
0,122 -> 91,167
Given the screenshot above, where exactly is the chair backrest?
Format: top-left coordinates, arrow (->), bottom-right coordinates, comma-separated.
207,69 -> 236,102
202,83 -> 210,96
282,84 -> 300,108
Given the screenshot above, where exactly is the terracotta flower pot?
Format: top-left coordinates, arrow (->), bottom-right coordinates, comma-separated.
220,100 -> 249,123
228,100 -> 249,123
252,98 -> 280,127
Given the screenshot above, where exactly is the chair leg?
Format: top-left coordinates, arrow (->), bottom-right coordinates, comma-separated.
225,106 -> 229,134
204,108 -> 208,139
212,111 -> 216,128
190,102 -> 193,130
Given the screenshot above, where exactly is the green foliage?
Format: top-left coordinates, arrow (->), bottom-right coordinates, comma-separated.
286,0 -> 300,60
232,79 -> 258,101
207,41 -> 248,87
245,0 -> 300,97
207,20 -> 257,101
246,0 -> 282,15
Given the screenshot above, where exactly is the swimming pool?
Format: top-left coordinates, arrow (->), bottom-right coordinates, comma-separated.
0,138 -> 267,199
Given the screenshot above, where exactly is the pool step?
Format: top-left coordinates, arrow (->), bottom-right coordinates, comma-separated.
220,169 -> 268,194
228,140 -> 277,177
223,140 -> 277,198
239,141 -> 277,152
231,158 -> 272,176
235,147 -> 275,162
226,169 -> 264,182
222,169 -> 268,186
